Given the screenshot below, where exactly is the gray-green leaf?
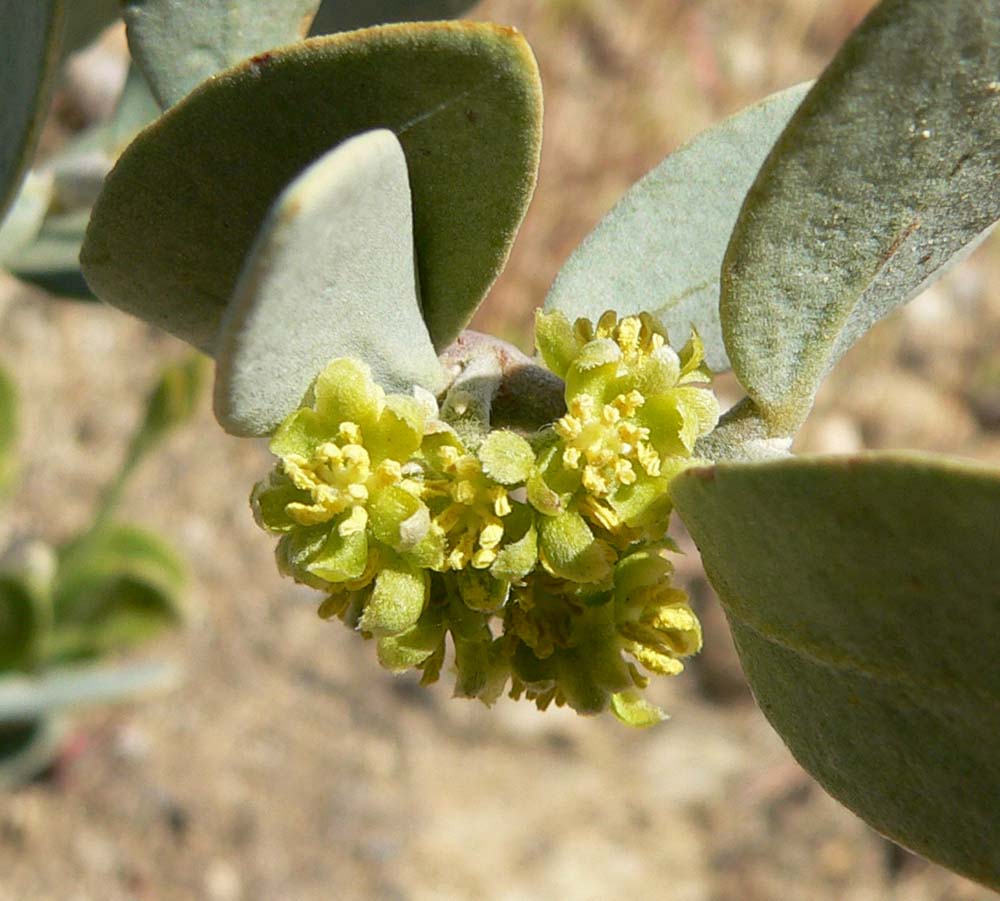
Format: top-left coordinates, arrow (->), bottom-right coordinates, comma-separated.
310,0 -> 478,35
0,0 -> 63,220
216,130 -> 444,436
671,453 -> 1000,889
124,0 -> 321,108
0,661 -> 179,721
722,0 -> 1000,434
81,23 -> 542,355
546,83 -> 810,371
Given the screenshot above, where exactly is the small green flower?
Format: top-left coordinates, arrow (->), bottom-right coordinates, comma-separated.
252,358 -> 439,636
251,308 -> 718,726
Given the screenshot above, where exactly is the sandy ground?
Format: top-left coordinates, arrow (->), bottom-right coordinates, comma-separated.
2,1 -> 999,898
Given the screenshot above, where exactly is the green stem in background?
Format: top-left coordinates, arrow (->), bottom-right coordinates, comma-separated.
90,355 -> 207,530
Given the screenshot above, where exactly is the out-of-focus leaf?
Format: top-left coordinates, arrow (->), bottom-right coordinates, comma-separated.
56,524 -> 185,611
0,366 -> 18,494
81,23 -> 542,354
0,718 -> 65,789
48,66 -> 162,212
134,354 -> 208,452
51,524 -> 185,662
216,130 -> 444,436
0,0 -> 63,220
671,453 -> 1000,889
5,69 -> 160,301
546,84 -> 810,372
0,577 -> 39,672
0,542 -> 55,671
5,210 -> 95,299
0,171 -> 54,263
310,0 -> 478,35
92,355 -> 206,525
0,661 -> 179,721
124,0 -> 321,108
722,0 -> 1000,434
61,0 -> 121,58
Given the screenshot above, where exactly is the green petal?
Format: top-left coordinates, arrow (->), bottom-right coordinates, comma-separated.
455,569 -> 509,614
250,472 -> 310,532
375,609 -> 446,673
370,485 -> 428,552
534,309 -> 579,379
610,691 -> 667,728
313,357 -> 382,431
564,339 -> 621,402
608,472 -> 680,532
477,430 -> 535,485
635,395 -> 685,458
368,394 -> 425,463
668,387 -> 720,453
453,635 -> 509,704
634,346 -> 681,395
305,528 -> 368,583
269,407 -> 331,459
538,511 -> 615,584
613,550 -> 673,603
275,524 -> 329,582
490,523 -> 538,583
359,555 -> 428,636
403,523 -> 446,572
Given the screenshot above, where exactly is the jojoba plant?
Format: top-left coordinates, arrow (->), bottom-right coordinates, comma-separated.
2,0 -> 999,889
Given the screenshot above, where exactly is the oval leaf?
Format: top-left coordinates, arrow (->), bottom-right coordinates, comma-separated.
216,130 -> 443,436
0,0 -> 63,220
310,0 -> 478,35
81,23 -> 542,354
672,453 -> 1000,888
124,0 -> 321,108
722,0 -> 1000,434
546,83 -> 810,371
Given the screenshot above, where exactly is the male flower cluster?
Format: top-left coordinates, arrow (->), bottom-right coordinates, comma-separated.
251,311 -> 719,725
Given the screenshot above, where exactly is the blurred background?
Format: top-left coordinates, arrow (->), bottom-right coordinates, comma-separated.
2,0 -> 1000,897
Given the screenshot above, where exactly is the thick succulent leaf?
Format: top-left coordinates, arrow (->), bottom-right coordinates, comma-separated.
0,365 -> 17,495
310,0 -> 478,35
0,661 -> 179,721
215,130 -> 443,436
722,0 -> 1000,434
546,83 -> 810,371
123,0 -> 321,108
61,0 -> 121,58
51,524 -> 185,660
0,718 -> 65,789
81,23 -> 542,354
671,453 -> 1000,888
0,0 -> 63,220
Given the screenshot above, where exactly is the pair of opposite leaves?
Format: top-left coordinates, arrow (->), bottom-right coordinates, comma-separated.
79,4 -> 1000,890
